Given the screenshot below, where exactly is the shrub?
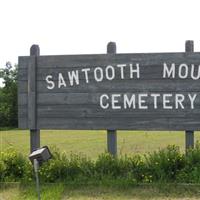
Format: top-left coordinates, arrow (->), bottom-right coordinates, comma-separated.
0,159 -> 6,181
2,144 -> 200,184
144,145 -> 185,182
176,141 -> 200,183
185,141 -> 200,167
0,148 -> 29,181
39,147 -> 94,182
39,147 -> 68,182
95,153 -> 119,178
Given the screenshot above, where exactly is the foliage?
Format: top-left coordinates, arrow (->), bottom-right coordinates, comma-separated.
145,145 -> 185,182
1,144 -> 200,184
176,141 -> 200,183
0,148 -> 29,181
0,62 -> 18,127
39,147 -> 95,182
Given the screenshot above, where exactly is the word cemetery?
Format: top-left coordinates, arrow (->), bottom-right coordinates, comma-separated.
18,49 -> 200,130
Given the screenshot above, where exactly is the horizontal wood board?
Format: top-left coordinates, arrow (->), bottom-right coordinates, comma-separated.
18,52 -> 200,130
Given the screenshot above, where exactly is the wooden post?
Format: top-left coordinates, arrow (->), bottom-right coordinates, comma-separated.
107,42 -> 117,156
29,44 -> 40,153
185,40 -> 194,152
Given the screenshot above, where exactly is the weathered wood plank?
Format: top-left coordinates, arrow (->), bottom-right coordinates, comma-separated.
18,51 -> 200,130
18,61 -> 200,81
18,80 -> 200,94
18,118 -> 28,129
18,92 -> 200,106
18,52 -> 200,69
18,104 -> 200,118
36,53 -> 200,70
34,117 -> 200,130
18,57 -> 28,128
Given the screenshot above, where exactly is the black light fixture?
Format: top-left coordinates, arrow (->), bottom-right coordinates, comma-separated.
29,146 -> 52,200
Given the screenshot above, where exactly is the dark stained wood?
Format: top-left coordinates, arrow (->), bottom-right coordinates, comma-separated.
18,50 -> 200,130
30,45 -> 40,56
185,40 -> 194,52
107,42 -> 117,156
19,66 -> 178,81
30,129 -> 40,152
17,80 -> 200,94
18,92 -> 200,106
28,56 -> 37,129
185,40 -> 195,151
107,42 -> 117,54
29,44 -> 40,153
18,57 -> 28,128
18,52 -> 200,69
29,117 -> 200,130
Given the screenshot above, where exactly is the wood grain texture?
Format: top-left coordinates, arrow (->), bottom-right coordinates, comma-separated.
29,44 -> 40,153
18,57 -> 28,128
28,56 -> 37,129
185,40 -> 195,150
18,52 -> 200,130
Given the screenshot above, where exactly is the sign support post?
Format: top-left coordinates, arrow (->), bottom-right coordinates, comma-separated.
29,45 -> 40,153
107,42 -> 117,156
185,40 -> 194,152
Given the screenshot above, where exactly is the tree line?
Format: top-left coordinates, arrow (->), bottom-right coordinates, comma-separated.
0,62 -> 18,128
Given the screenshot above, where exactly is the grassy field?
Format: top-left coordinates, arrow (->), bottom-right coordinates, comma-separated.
2,130 -> 200,199
1,183 -> 200,200
1,129 -> 200,158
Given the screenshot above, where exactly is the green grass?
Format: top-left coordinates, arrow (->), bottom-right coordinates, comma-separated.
2,130 -> 200,199
1,183 -> 200,200
1,130 -> 200,158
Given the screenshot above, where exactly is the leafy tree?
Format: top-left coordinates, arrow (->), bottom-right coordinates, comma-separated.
0,62 -> 18,127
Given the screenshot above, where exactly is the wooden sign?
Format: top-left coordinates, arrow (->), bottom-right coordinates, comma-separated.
18,52 -> 200,130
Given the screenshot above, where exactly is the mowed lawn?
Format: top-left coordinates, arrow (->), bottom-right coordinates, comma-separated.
1,183 -> 200,200
1,129 -> 200,158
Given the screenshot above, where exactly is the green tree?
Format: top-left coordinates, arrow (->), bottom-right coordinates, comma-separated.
0,62 -> 18,127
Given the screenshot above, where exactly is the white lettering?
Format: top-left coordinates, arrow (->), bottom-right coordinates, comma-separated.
130,63 -> 140,78
68,70 -> 79,86
151,94 -> 160,109
100,94 -> 109,109
117,64 -> 126,79
163,94 -> 172,109
105,65 -> 115,80
179,63 -> 188,79
191,64 -> 200,80
188,93 -> 197,109
138,94 -> 148,109
163,63 -> 175,78
124,94 -> 136,109
112,94 -> 121,109
58,73 -> 66,88
175,94 -> 185,109
94,67 -> 103,82
81,68 -> 90,83
46,75 -> 55,90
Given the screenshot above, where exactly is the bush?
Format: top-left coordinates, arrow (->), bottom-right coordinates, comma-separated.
39,147 -> 94,182
1,144 -> 200,184
145,145 -> 185,182
0,159 -> 6,181
176,141 -> 200,183
0,148 -> 29,181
